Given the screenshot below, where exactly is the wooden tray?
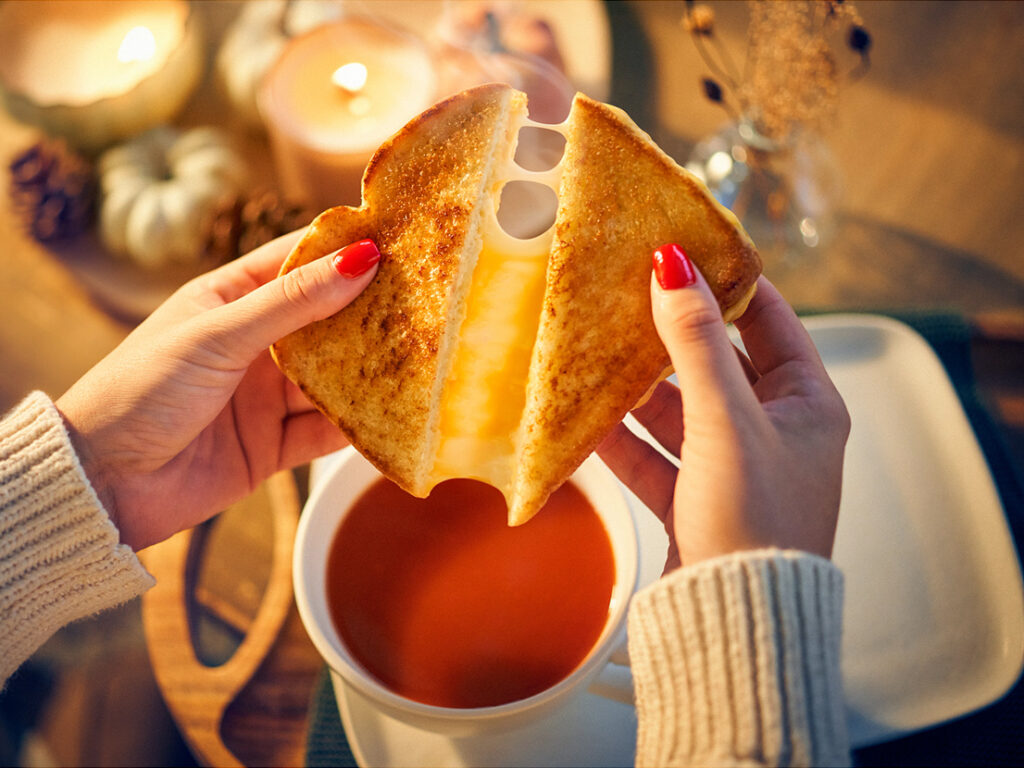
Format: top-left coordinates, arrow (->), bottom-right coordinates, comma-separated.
141,471 -> 322,767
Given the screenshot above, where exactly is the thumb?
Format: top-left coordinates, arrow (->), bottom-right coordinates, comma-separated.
650,243 -> 754,413
206,238 -> 381,363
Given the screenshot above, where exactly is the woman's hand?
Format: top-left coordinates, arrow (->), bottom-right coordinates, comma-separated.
56,233 -> 380,551
598,244 -> 850,571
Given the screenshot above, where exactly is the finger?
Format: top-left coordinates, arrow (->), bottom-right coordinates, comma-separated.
284,377 -> 318,414
596,422 -> 677,521
279,411 -> 349,470
630,353 -> 759,454
733,343 -> 759,385
631,379 -> 683,458
197,229 -> 308,305
228,228 -> 308,286
203,239 -> 381,364
733,276 -> 825,376
650,244 -> 759,415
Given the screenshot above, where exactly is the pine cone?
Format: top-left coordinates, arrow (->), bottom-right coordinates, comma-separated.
205,189 -> 317,264
9,139 -> 96,242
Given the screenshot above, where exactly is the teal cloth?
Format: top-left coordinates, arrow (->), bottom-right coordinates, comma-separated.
305,667 -> 356,768
304,311 -> 1024,767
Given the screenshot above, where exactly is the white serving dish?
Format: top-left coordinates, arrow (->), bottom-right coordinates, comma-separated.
813,314 -> 1023,745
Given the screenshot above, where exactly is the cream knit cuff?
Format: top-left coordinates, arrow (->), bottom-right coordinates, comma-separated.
628,549 -> 848,768
0,392 -> 155,685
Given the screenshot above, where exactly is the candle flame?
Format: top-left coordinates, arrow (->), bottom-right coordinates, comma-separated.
117,26 -> 157,63
332,62 -> 368,94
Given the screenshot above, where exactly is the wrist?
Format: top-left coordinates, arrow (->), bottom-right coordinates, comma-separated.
54,396 -> 122,537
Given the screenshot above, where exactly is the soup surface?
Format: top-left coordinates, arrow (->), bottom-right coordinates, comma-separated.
326,477 -> 615,708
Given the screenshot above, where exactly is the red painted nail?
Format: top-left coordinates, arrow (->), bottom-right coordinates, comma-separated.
332,239 -> 381,278
652,243 -> 697,290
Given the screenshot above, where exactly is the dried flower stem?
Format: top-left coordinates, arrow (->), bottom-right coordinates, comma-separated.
692,32 -> 738,90
684,0 -> 871,142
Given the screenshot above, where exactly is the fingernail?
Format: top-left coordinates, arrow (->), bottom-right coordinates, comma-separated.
652,243 -> 697,290
332,239 -> 381,278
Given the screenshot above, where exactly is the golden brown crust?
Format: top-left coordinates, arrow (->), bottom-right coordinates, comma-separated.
270,84 -> 517,493
508,93 -> 762,524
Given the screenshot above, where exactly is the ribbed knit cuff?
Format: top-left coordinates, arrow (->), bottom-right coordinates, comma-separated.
628,549 -> 849,768
0,392 -> 155,684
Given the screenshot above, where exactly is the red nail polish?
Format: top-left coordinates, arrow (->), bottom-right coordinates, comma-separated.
332,239 -> 381,278
652,243 -> 697,290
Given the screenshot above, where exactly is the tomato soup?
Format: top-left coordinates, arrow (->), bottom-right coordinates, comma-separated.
325,477 -> 616,708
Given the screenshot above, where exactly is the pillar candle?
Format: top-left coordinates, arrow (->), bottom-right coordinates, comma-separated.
259,18 -> 437,211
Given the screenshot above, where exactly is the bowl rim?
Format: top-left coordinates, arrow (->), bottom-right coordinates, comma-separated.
292,447 -> 639,724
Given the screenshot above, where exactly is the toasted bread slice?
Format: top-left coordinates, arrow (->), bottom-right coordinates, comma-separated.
271,84 -> 761,524
507,95 -> 760,524
271,84 -> 527,489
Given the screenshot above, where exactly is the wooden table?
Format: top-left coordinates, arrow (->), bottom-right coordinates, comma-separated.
2,2 -> 1022,766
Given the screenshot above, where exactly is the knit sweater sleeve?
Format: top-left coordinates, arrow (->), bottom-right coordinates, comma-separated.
628,549 -> 849,768
0,392 -> 155,685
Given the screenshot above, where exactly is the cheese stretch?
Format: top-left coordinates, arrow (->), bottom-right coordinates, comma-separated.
430,116 -> 567,496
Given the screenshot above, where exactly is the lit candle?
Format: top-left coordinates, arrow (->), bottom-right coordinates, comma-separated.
0,0 -> 201,153
259,18 -> 437,211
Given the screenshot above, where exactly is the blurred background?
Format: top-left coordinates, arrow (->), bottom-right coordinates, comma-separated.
0,1 -> 1021,765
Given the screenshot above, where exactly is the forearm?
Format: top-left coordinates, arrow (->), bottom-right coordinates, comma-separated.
628,549 -> 849,767
0,392 -> 154,686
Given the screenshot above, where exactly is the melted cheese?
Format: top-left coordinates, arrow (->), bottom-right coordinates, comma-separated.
427,105 -> 757,504
430,118 -> 567,493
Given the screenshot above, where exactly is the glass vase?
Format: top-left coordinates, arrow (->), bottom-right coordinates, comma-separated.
685,117 -> 842,272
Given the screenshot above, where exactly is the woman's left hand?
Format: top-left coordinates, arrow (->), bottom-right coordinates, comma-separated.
57,232 -> 380,550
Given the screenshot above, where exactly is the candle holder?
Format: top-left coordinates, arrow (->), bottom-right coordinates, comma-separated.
216,0 -> 347,129
686,117 -> 843,270
0,0 -> 203,154
258,16 -> 437,212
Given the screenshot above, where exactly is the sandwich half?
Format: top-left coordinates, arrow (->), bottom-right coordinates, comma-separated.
271,83 -> 761,525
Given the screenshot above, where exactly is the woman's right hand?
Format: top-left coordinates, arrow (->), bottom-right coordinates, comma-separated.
598,244 -> 850,572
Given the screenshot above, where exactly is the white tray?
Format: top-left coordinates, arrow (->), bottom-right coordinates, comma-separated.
812,314 -> 1024,746
313,313 -> 1024,765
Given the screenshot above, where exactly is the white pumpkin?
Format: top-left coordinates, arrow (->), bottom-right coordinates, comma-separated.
98,126 -> 249,268
216,0 -> 344,128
